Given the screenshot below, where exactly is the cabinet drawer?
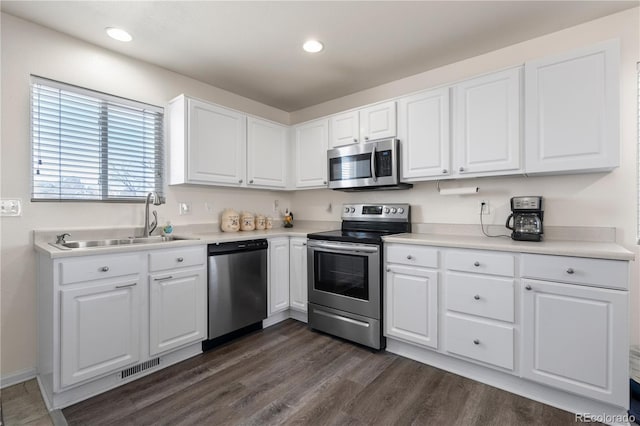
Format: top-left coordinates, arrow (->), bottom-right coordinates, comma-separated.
445,314 -> 514,370
521,254 -> 628,290
447,250 -> 514,277
149,246 -> 206,272
387,244 -> 439,268
60,254 -> 141,284
445,273 -> 514,322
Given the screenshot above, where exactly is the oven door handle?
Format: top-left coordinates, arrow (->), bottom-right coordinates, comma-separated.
308,241 -> 379,253
370,146 -> 377,182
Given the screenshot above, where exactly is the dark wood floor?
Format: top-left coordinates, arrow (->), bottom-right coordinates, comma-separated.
63,320 -> 578,426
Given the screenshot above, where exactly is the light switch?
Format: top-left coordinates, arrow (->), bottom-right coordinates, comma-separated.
0,199 -> 22,216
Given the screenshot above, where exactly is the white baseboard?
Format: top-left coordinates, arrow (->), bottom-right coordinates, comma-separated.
1,368 -> 36,389
263,309 -> 308,328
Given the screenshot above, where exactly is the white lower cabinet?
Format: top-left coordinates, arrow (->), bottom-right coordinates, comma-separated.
60,277 -> 140,388
149,268 -> 206,356
521,279 -> 628,407
289,238 -> 308,312
385,264 -> 438,349
268,237 -> 290,315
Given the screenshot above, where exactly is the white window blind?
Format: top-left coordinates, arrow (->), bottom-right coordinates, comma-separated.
31,76 -> 164,201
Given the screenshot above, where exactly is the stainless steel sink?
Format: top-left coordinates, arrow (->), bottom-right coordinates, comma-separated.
50,235 -> 198,250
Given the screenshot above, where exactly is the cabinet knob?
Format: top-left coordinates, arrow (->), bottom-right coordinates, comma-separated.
442,169 -> 447,174
474,295 -> 480,300
323,181 -> 327,185
302,242 -> 307,246
249,180 -> 254,184
353,138 -> 358,143
100,266 -> 109,272
459,166 -> 465,172
364,136 -> 369,141
406,255 -> 413,260
177,257 -> 184,262
473,261 -> 480,267
525,285 -> 532,291
239,179 -> 243,183
473,339 -> 480,345
566,268 -> 575,275
386,267 -> 391,272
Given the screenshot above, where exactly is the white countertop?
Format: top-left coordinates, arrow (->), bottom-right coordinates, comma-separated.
382,233 -> 635,261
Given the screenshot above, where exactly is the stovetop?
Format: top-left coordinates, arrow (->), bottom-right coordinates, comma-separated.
307,229 -> 403,245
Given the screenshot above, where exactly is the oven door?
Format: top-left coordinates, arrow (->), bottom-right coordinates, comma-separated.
327,138 -> 399,190
307,240 -> 380,319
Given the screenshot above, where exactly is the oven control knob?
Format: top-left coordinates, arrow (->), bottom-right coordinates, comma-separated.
397,208 -> 404,214
391,208 -> 397,214
349,207 -> 356,213
344,207 -> 350,213
384,207 -> 390,214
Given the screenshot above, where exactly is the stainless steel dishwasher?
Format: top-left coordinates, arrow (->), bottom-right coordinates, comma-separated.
206,239 -> 268,344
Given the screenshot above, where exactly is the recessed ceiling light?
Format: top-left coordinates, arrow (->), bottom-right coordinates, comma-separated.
303,40 -> 323,53
106,27 -> 133,42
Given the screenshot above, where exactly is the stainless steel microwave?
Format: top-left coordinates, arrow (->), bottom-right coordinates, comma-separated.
327,138 -> 411,191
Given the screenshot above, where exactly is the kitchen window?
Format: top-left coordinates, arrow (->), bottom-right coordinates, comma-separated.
31,76 -> 164,201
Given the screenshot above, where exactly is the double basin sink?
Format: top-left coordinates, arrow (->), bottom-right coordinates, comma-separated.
51,235 -> 199,251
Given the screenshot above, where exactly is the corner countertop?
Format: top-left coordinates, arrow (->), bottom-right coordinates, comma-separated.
382,233 -> 635,261
34,227 -> 327,259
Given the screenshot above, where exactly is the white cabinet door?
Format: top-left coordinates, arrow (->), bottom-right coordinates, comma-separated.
187,98 -> 246,185
525,40 -> 620,174
269,238 -> 290,315
289,238 -> 308,312
398,88 -> 450,180
360,101 -> 396,142
329,110 -> 360,148
522,279 -> 627,407
149,268 -> 207,356
60,278 -> 140,387
294,119 -> 328,188
385,264 -> 438,349
247,117 -> 287,188
453,67 -> 521,175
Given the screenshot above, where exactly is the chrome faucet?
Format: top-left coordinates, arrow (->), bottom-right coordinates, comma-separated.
143,192 -> 162,237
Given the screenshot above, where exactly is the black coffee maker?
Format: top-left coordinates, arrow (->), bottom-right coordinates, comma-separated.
505,196 -> 544,241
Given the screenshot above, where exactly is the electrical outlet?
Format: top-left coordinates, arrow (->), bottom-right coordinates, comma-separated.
273,199 -> 279,212
204,201 -> 214,213
480,200 -> 490,215
0,199 -> 22,216
179,202 -> 192,216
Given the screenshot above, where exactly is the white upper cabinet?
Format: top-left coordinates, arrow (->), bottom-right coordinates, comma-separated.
398,88 -> 451,180
453,67 -> 522,176
329,110 -> 360,148
524,40 -> 620,174
294,119 -> 329,188
360,101 -> 397,142
169,96 -> 246,186
247,117 -> 288,188
329,101 -> 397,148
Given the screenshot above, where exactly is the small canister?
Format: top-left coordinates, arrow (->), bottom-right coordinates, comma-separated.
220,208 -> 240,232
240,211 -> 255,231
255,214 -> 266,230
266,216 -> 273,229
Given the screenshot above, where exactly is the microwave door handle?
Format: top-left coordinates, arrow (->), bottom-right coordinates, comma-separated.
370,146 -> 377,182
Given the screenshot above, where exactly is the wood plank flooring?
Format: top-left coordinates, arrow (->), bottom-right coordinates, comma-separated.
62,320 -> 578,426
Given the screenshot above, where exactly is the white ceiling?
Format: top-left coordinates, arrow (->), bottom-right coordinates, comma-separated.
2,1 -> 638,112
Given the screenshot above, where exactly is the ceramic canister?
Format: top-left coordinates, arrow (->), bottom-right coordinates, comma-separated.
220,208 -> 240,232
255,214 -> 266,230
266,216 -> 273,229
240,211 -> 255,231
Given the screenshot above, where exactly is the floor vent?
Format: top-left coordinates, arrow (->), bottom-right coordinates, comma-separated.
119,358 -> 160,380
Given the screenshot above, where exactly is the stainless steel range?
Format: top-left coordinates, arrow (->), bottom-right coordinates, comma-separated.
307,203 -> 411,349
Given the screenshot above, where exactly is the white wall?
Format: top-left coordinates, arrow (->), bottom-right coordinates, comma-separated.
1,8 -> 639,380
0,13 -> 292,378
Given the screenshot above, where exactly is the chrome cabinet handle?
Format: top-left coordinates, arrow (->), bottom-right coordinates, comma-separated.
566,268 -> 575,274
473,339 -> 480,345
406,255 -> 413,260
100,266 -> 109,272
442,169 -> 447,174
525,285 -> 532,290
459,166 -> 465,172
115,282 -> 136,288
154,276 -> 173,282
473,261 -> 480,267
177,257 -> 184,262
474,295 -> 480,300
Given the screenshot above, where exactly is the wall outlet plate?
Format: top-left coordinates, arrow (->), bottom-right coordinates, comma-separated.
1,199 -> 22,216
179,202 -> 192,216
480,200 -> 490,215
